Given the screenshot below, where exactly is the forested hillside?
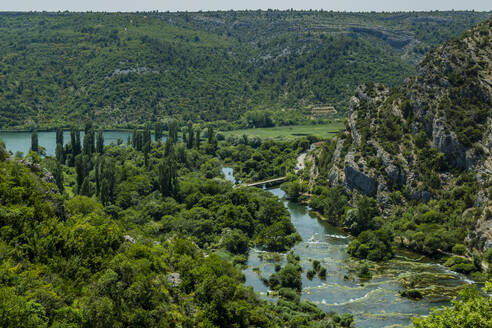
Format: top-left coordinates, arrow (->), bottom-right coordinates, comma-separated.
0,11 -> 489,128
0,125 -> 359,327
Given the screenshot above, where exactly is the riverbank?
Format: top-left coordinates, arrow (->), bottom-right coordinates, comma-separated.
243,186 -> 474,328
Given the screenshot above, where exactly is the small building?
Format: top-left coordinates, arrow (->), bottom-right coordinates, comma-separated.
310,141 -> 325,151
311,106 -> 337,116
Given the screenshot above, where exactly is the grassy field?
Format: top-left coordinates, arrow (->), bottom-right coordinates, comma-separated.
221,122 -> 345,139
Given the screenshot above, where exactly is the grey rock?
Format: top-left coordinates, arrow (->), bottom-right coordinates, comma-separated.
432,117 -> 469,169
344,164 -> 378,196
411,190 -> 433,203
384,164 -> 406,187
474,190 -> 488,208
167,273 -> 181,287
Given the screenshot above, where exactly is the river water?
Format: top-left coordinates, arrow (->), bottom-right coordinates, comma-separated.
0,130 -> 166,157
223,169 -> 473,328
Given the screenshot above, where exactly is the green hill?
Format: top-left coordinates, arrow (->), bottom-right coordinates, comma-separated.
0,11 -> 489,129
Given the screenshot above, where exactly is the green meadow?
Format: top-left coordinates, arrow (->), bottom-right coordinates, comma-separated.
222,122 -> 345,139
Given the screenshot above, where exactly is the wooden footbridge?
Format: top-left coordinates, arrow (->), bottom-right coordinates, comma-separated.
244,176 -> 287,187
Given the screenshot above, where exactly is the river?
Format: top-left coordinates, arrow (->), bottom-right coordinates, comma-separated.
222,168 -> 473,328
0,130 -> 166,157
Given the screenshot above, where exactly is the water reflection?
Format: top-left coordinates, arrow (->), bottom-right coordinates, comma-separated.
0,130 -> 166,156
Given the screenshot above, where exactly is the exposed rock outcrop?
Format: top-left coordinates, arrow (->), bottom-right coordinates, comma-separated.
315,17 -> 492,252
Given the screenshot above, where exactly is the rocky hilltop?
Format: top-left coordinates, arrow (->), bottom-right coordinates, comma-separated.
316,17 -> 492,253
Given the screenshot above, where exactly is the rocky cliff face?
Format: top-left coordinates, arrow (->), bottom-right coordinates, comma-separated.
317,17 -> 492,251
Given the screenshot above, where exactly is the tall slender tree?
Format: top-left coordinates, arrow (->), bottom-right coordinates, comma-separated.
83,123 -> 95,155
96,130 -> 104,154
56,143 -> 64,164
168,120 -> 178,144
53,162 -> 64,192
31,130 -> 39,153
55,127 -> 64,146
155,122 -> 163,142
195,128 -> 201,149
187,121 -> 194,149
98,157 -> 116,206
70,127 -> 81,166
158,154 -> 178,197
74,154 -> 86,193
55,127 -> 64,163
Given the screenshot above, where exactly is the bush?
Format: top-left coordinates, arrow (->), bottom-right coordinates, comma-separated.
279,264 -> 303,291
312,260 -> 321,272
444,256 -> 478,274
452,244 -> 467,255
357,263 -> 371,279
223,229 -> 249,255
318,267 -> 327,279
400,289 -> 423,299
278,288 -> 300,303
232,255 -> 248,265
347,230 -> 393,261
484,249 -> 492,263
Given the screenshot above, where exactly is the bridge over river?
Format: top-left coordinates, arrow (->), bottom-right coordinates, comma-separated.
245,176 -> 287,187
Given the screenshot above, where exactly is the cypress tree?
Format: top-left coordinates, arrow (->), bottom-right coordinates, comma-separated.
187,121 -> 194,149
132,128 -> 137,148
56,143 -> 64,164
31,130 -> 39,153
98,157 -> 115,206
155,122 -> 163,142
83,125 -> 95,155
96,130 -> 104,154
195,128 -> 201,149
74,154 -> 86,193
144,125 -> 151,146
56,127 -> 64,145
80,177 -> 91,197
168,120 -> 178,144
53,162 -> 64,192
158,155 -> 178,197
143,141 -> 150,167
207,126 -> 214,144
70,127 -> 81,165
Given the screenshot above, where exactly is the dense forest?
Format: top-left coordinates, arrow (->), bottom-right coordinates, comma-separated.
0,124 -> 363,327
0,11 -> 489,128
1,9 -> 492,328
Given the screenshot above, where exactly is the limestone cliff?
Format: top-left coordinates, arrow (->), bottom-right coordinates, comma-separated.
315,17 -> 492,252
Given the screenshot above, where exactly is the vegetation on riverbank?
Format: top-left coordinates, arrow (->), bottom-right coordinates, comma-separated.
0,121 -> 363,327
411,281 -> 492,328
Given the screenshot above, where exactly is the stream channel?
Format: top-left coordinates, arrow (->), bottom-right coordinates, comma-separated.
222,167 -> 474,328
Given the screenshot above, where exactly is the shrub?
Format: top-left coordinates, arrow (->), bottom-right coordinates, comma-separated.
347,230 -> 393,261
452,244 -> 467,255
400,289 -> 423,299
223,229 -> 250,254
444,256 -> 478,274
312,260 -> 321,272
278,288 -> 300,303
484,249 -> 492,263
